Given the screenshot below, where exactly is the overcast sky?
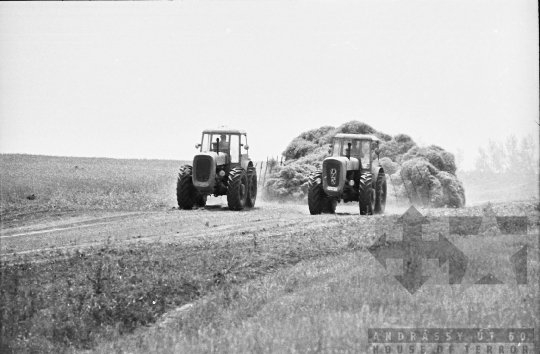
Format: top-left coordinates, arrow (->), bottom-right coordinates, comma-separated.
0,1 -> 538,169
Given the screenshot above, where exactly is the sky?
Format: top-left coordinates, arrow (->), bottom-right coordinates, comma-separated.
0,1 -> 538,170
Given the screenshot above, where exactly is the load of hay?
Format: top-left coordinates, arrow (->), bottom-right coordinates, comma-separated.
264,121 -> 465,207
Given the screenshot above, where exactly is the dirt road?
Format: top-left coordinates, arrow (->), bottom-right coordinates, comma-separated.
1,197 -> 406,257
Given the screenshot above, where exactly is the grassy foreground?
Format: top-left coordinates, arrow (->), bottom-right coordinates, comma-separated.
1,154 -> 538,353
0,215 -> 361,353
1,202 -> 538,353
90,204 -> 539,354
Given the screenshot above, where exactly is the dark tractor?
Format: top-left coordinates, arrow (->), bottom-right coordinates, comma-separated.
176,128 -> 257,211
307,133 -> 387,215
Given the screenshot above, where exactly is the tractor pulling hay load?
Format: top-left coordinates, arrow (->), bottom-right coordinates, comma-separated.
308,133 -> 387,215
177,128 -> 257,211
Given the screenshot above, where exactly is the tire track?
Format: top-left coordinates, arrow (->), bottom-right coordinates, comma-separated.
1,212 -> 339,259
0,212 -> 151,238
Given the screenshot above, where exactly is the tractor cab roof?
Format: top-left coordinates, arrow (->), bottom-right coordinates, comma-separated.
202,127 -> 247,135
333,133 -> 379,142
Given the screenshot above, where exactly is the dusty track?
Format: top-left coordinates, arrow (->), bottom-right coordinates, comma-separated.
2,198 -> 393,258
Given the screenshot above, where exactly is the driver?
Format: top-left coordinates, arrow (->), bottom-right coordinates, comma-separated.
219,134 -> 230,150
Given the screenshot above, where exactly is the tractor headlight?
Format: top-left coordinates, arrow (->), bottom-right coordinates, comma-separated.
219,170 -> 226,177
349,180 -> 354,186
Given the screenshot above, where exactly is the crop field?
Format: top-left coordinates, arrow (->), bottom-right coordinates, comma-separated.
0,154 -> 190,218
0,154 -> 539,354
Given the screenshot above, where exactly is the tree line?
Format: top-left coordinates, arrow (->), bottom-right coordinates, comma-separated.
470,134 -> 537,176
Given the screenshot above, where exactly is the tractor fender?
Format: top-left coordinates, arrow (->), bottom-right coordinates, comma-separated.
241,158 -> 253,171
370,162 -> 385,188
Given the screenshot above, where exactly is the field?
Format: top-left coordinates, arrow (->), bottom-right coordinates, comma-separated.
1,154 -> 539,353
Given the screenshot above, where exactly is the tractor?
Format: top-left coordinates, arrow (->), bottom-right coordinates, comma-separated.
307,133 -> 387,215
176,128 -> 257,211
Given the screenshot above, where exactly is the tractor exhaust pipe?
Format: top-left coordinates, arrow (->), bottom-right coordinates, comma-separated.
216,138 -> 220,155
347,142 -> 351,160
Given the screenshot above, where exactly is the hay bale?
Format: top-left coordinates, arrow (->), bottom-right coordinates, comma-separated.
436,171 -> 466,207
296,126 -> 335,145
379,157 -> 399,175
282,138 -> 319,160
266,120 -> 466,207
402,145 -> 457,174
264,162 -> 317,201
399,158 -> 465,207
379,134 -> 417,163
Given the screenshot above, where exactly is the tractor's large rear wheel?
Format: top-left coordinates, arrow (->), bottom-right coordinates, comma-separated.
359,173 -> 375,215
177,165 -> 198,210
307,170 -> 335,215
246,167 -> 257,208
374,173 -> 387,214
227,167 -> 248,210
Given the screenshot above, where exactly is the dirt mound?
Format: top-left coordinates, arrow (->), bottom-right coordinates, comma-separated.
265,120 -> 465,207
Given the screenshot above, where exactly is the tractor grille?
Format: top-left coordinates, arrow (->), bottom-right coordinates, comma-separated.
195,158 -> 211,182
326,162 -> 340,187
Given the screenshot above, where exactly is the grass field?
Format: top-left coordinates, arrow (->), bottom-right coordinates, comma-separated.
0,154 -> 189,217
458,171 -> 539,206
2,154 -> 537,217
1,218 -> 354,353
1,154 -> 538,353
89,205 -> 539,354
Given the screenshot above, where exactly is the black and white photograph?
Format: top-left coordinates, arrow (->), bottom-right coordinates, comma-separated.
0,1 -> 538,353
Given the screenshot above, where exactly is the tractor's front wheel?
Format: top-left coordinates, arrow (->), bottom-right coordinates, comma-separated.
177,165 -> 198,210
374,173 -> 387,214
227,167 -> 248,210
307,170 -> 335,215
246,167 -> 257,208
359,173 -> 375,215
